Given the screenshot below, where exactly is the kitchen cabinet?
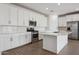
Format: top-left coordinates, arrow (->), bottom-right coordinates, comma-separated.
19,34 -> 27,46
0,33 -> 31,52
24,9 -> 29,26
18,7 -> 24,26
0,35 -> 11,51
0,4 -> 18,26
66,14 -> 79,22
36,15 -> 47,27
66,15 -> 73,22
36,15 -> 40,26
10,5 -> 18,25
11,35 -> 20,48
19,33 -> 31,46
26,33 -> 31,44
72,14 -> 79,21
0,4 -> 10,25
0,35 -> 5,51
59,16 -> 67,27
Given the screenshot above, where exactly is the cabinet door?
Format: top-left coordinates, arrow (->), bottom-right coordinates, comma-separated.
42,16 -> 47,27
0,35 -> 4,51
3,35 -> 11,51
11,36 -> 20,48
24,10 -> 29,26
18,7 -> 24,26
37,15 -> 47,27
19,35 -> 27,46
10,6 -> 18,25
66,15 -> 73,22
0,4 -> 10,25
59,16 -> 67,27
73,14 -> 79,21
25,33 -> 31,44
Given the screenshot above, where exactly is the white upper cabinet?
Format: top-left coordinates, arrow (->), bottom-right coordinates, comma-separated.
0,4 -> 10,25
0,4 -> 47,27
66,14 -> 79,22
72,14 -> 79,21
41,16 -> 47,27
36,14 -> 47,27
10,5 -> 18,25
18,7 -> 24,26
23,9 -> 29,26
67,15 -> 74,22
59,16 -> 67,27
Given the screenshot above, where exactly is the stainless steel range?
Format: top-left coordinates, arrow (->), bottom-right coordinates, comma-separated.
27,27 -> 39,43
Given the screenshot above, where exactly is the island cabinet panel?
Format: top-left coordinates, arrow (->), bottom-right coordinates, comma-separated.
41,32 -> 69,54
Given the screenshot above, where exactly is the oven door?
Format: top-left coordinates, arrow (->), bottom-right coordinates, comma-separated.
32,32 -> 39,43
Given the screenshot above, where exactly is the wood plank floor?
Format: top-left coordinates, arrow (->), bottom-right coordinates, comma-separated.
59,40 -> 79,55
2,40 -> 79,55
2,41 -> 56,55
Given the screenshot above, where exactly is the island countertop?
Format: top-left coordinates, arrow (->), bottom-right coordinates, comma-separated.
39,30 -> 72,36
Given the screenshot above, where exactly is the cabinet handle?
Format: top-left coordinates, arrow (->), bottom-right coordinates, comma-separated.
8,20 -> 11,24
10,37 -> 13,41
25,35 -> 27,38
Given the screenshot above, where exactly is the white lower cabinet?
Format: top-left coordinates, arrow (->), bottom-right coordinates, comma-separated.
19,35 -> 27,46
11,36 -> 20,49
0,35 -> 11,51
26,33 -> 31,44
0,33 -> 31,52
0,36 -> 4,51
19,33 -> 31,46
4,35 -> 11,51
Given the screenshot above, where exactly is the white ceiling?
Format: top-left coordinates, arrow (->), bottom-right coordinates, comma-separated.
18,3 -> 79,15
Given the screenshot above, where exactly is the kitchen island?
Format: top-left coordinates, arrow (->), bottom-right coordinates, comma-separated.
40,31 -> 71,54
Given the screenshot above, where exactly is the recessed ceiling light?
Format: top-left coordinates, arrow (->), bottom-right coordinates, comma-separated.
46,8 -> 49,10
58,3 -> 61,6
